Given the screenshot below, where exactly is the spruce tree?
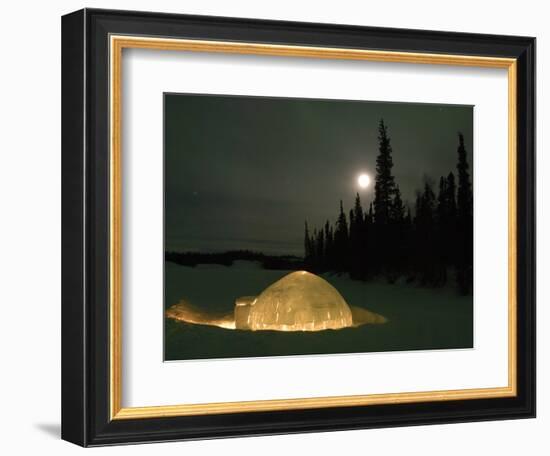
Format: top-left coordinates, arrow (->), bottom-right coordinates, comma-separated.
311,228 -> 318,269
440,172 -> 457,270
364,202 -> 375,278
334,200 -> 349,272
316,229 -> 325,270
349,193 -> 365,279
388,185 -> 406,280
374,119 -> 396,226
349,208 -> 355,238
353,193 -> 364,224
402,206 -> 413,276
446,172 -> 457,220
436,176 -> 450,285
367,203 -> 374,224
304,221 -> 312,264
373,119 -> 398,277
335,200 -> 349,242
414,179 -> 437,285
437,176 -> 448,224
457,133 -> 473,222
405,207 -> 412,225
390,185 -> 405,223
456,133 -> 473,294
324,221 -> 333,269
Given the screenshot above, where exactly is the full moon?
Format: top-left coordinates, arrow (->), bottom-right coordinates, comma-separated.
358,173 -> 371,189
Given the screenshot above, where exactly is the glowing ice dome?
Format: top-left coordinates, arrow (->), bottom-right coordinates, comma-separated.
235,271 -> 354,331
166,270 -> 386,331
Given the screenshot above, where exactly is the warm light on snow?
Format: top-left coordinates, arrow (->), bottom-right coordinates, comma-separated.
166,270 -> 387,332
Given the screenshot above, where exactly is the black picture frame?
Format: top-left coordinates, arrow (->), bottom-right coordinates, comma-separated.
62,8 -> 535,447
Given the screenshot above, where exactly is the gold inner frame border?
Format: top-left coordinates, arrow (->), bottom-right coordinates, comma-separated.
109,35 -> 517,420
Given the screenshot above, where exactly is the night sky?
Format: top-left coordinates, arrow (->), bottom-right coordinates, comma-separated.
165,94 -> 473,256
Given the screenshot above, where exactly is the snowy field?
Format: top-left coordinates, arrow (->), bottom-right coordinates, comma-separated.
164,260 -> 473,361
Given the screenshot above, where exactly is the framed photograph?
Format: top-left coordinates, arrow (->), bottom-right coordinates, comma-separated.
62,8 -> 535,446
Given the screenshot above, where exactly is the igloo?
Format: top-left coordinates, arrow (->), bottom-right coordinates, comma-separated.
235,271 -> 353,331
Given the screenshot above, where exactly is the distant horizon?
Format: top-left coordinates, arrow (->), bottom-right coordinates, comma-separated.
165,193 -> 380,256
165,246 -> 305,258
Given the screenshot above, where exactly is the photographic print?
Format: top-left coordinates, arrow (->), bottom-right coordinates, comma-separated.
62,11 -> 535,444
164,93 -> 474,361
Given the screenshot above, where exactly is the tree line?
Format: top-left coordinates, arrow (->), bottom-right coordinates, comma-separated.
304,119 -> 473,294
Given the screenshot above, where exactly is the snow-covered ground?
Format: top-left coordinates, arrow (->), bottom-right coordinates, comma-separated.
164,261 -> 473,360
